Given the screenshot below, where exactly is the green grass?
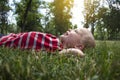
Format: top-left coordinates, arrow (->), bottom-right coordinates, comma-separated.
0,41 -> 120,80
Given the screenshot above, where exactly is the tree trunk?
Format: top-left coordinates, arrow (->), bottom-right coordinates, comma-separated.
21,0 -> 32,32
91,23 -> 95,36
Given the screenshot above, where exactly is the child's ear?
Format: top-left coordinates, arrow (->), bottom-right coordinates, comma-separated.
74,44 -> 84,51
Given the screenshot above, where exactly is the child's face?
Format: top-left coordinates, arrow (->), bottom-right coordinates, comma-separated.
60,29 -> 82,48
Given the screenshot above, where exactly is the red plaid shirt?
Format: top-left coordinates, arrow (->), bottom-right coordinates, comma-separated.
0,32 -> 63,51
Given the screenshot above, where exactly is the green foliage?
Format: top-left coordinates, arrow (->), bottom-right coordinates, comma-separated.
84,0 -> 120,40
84,0 -> 100,35
40,1 -> 57,35
51,0 -> 74,35
13,0 -> 74,35
102,7 -> 120,40
95,0 -> 120,40
14,0 -> 43,32
0,0 -> 11,34
7,23 -> 20,33
0,41 -> 120,80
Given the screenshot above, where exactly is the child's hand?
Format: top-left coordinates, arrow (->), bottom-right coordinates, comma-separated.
59,48 -> 85,57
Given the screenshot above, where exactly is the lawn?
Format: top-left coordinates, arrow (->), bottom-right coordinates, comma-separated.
0,41 -> 120,80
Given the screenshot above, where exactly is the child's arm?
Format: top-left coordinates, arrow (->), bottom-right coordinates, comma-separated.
59,48 -> 85,57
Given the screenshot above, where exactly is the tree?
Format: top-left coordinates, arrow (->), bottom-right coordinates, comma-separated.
8,23 -> 19,33
14,0 -> 43,32
102,0 -> 120,39
83,0 -> 101,35
51,0 -> 74,35
39,1 -> 57,35
0,0 -> 11,34
94,6 -> 108,40
103,8 -> 120,39
84,0 -> 120,40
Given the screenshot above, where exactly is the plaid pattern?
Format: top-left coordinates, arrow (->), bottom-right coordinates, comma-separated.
0,32 -> 62,51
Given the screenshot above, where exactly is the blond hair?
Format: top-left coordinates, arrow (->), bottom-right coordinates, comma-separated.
78,28 -> 95,48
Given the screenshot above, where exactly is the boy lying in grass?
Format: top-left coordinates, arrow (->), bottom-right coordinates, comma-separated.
0,28 -> 95,57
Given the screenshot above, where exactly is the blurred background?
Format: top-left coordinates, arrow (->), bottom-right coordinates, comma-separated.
0,0 -> 120,40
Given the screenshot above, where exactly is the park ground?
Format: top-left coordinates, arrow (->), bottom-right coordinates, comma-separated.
0,41 -> 120,80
